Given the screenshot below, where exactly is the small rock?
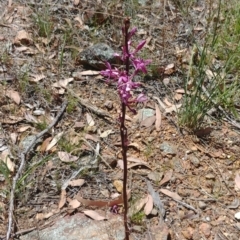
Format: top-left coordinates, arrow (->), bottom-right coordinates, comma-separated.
234,211 -> 240,220
205,216 -> 211,222
20,135 -> 37,151
205,173 -> 215,179
20,213 -> 125,240
236,222 -> 240,230
104,100 -> 113,110
160,141 -> 177,155
150,208 -> 158,216
172,157 -> 184,173
192,229 -> 201,240
199,223 -> 211,238
189,155 -> 200,167
113,180 -> 123,193
147,136 -> 155,142
138,108 -> 155,122
198,201 -> 207,210
131,225 -> 142,232
77,43 -> 118,70
181,226 -> 194,240
147,171 -> 163,182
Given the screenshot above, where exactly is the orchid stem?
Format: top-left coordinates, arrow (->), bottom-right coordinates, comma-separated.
121,17 -> 131,240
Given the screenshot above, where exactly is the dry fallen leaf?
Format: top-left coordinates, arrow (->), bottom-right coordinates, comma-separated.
159,170 -> 173,186
117,158 -> 151,170
84,134 -> 99,142
163,98 -> 172,107
235,174 -> 240,191
14,30 -> 32,45
144,194 -> 153,215
29,73 -> 46,82
52,78 -> 74,88
100,129 -> 113,138
74,16 -> 83,27
36,212 -> 53,220
69,199 -> 81,209
58,151 -> 79,162
140,116 -> 156,127
174,93 -> 183,101
164,63 -> 175,75
128,197 -> 148,217
165,104 -> 182,114
39,137 -> 52,153
155,103 -> 161,131
17,125 -> 30,132
0,114 -> 24,124
69,179 -> 85,187
86,113 -> 95,126
58,190 -> 66,209
160,189 -> 182,200
0,150 -> 15,172
79,70 -> 100,76
83,210 -> 106,221
113,180 -> 123,193
6,90 -> 21,105
46,132 -> 64,151
128,142 -> 140,150
10,133 -> 18,144
175,89 -> 185,94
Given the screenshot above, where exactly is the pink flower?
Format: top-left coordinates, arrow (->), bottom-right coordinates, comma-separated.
136,93 -> 147,102
100,62 -> 119,80
101,25 -> 150,110
132,58 -> 151,73
128,27 -> 137,39
133,40 -> 146,55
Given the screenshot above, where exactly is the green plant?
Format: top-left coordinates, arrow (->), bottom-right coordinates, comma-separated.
179,44 -> 218,130
35,119 -> 48,131
16,155 -> 51,192
131,210 -> 145,224
179,0 -> 240,131
18,70 -> 30,93
66,94 -> 78,113
143,143 -> 153,159
33,5 -> 53,39
58,136 -> 76,153
0,161 -> 11,186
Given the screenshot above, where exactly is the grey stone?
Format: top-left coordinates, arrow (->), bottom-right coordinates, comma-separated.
20,213 -> 125,240
160,141 -> 177,155
171,157 -> 184,173
147,171 -> 163,182
104,100 -> 113,110
77,43 -> 118,70
189,155 -> 200,167
138,108 -> 155,122
20,135 -> 38,151
198,201 -> 207,210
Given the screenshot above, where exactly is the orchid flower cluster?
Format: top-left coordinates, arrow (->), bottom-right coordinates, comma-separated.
101,26 -> 151,111
101,19 -> 151,240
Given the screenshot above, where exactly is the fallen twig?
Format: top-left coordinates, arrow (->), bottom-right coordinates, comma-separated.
173,198 -> 198,213
6,100 -> 68,240
66,87 -> 113,121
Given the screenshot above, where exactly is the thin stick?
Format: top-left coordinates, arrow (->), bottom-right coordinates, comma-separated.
6,100 -> 68,240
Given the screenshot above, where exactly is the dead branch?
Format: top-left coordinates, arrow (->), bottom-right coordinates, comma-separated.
6,100 -> 68,240
66,87 -> 113,121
